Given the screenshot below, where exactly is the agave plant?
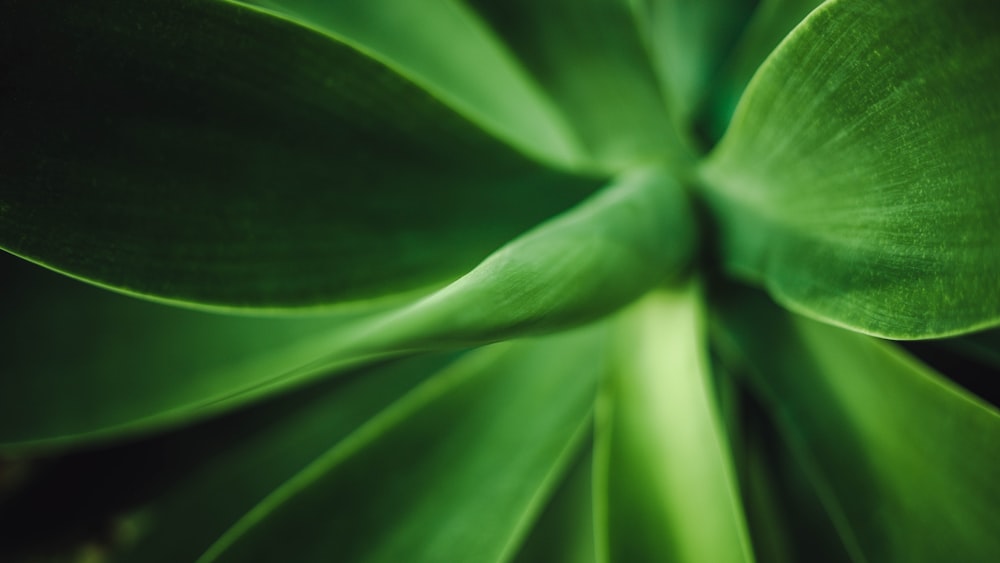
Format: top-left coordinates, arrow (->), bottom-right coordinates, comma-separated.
1,0 -> 998,561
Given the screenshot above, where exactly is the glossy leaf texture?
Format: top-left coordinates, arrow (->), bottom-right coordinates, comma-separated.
0,0 -> 600,310
235,0 -> 582,167
463,0 -> 692,170
0,353 -> 455,561
196,327 -> 606,562
713,286 -> 1000,562
0,164 -> 691,450
595,286 -> 753,563
700,0 -> 1000,338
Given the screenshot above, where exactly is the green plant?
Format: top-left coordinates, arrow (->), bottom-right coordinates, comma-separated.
1,0 -> 998,561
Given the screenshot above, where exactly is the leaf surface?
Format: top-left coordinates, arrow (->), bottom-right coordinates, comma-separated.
463,0 -> 692,170
0,0 -> 599,309
700,0 -> 1000,338
633,0 -> 758,140
0,165 -> 689,449
595,286 -> 754,563
199,327 -> 607,563
236,0 -> 581,167
714,287 -> 1000,562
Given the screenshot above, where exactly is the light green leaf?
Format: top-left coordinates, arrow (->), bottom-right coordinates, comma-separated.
463,0 -> 693,170
714,286 -> 1000,562
699,0 -> 1000,338
0,0 -> 599,310
594,285 -> 754,563
512,447 -> 597,563
198,326 -> 606,563
235,0 -> 582,167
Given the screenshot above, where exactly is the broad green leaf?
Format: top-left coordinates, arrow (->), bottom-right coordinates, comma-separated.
235,0 -> 582,168
0,0 -> 599,310
699,0 -> 1000,338
703,0 -> 826,140
513,446 -> 597,563
713,287 -> 1000,562
594,285 -> 753,563
0,252 -> 399,450
463,0 -> 693,170
631,0 -> 758,141
197,326 -> 607,563
366,165 -> 696,347
0,165 -> 688,450
0,354 -> 454,561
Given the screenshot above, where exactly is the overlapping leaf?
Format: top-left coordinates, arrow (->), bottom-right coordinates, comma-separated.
714,287 -> 1000,561
595,286 -> 753,563
0,0 -> 600,309
463,0 -> 692,170
197,327 -> 606,562
0,163 -> 692,450
700,0 -> 1000,338
235,0 -> 582,167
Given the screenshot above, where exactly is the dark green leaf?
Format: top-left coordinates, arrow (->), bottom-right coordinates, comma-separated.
714,286 -> 1000,562
198,326 -> 607,562
700,0 -> 1000,338
463,0 -> 693,170
704,0 -> 826,139
633,0 -> 759,141
595,286 -> 753,563
235,0 -> 582,167
0,253 -> 400,450
512,446 -> 597,563
368,166 -> 696,347
0,0 -> 599,309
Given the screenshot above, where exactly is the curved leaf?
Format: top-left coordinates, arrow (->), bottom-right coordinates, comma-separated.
704,0 -> 826,140
512,446 -> 597,563
198,326 -> 606,562
595,286 -> 754,563
235,0 -> 582,167
462,0 -> 692,170
0,0 -> 599,309
633,0 -> 758,140
714,286 -> 1000,562
0,165 -> 688,450
0,354 -> 454,562
700,0 -> 1000,338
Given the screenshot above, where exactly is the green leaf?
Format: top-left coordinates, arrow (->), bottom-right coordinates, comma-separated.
713,286 -> 1000,562
0,0 -> 599,310
196,326 -> 607,562
0,253 -> 406,450
632,0 -> 758,139
0,165 -> 689,450
0,354 -> 454,561
703,0 -> 826,139
463,0 -> 693,170
368,165 -> 696,346
512,446 -> 597,563
234,0 -> 582,167
699,0 -> 1000,338
594,285 -> 754,563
